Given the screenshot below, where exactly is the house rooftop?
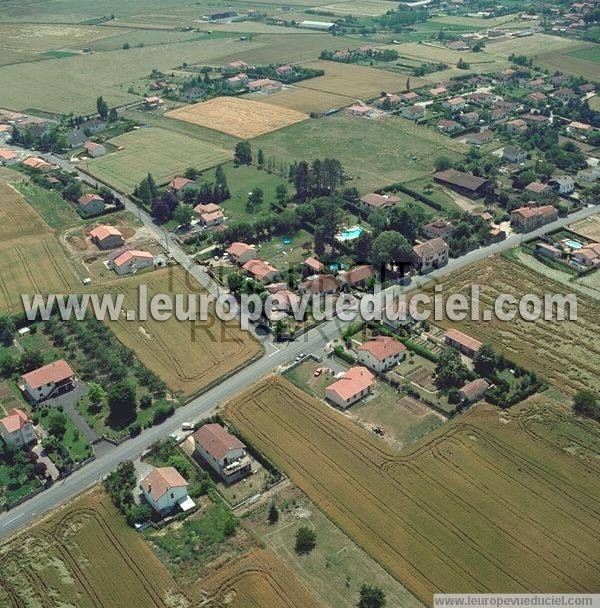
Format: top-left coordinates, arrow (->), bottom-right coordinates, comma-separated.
113,249 -> 153,268
413,237 -> 449,258
434,169 -> 490,192
169,176 -> 194,191
326,366 -> 374,401
78,193 -> 103,207
357,336 -> 406,362
459,378 -> 490,400
226,242 -> 255,257
89,225 -> 123,241
304,256 -> 323,272
0,408 -> 31,434
142,466 -> 187,502
193,423 -> 245,460
243,259 -> 277,281
445,328 -> 482,353
21,360 -> 74,390
301,274 -> 340,295
339,264 -> 375,285
360,193 -> 399,208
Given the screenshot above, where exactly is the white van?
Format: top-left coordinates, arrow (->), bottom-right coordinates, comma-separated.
181,422 -> 194,431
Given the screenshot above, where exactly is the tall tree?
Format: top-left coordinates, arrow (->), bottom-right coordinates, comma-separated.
107,380 -> 137,425
294,161 -> 310,200
0,313 -> 16,346
234,141 -> 252,165
96,96 -> 109,119
358,584 -> 386,608
370,231 -> 412,271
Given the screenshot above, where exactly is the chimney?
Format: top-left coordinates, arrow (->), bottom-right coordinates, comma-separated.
147,483 -> 151,493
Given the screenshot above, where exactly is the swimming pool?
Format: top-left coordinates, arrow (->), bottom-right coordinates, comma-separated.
336,225 -> 364,242
563,238 -> 583,249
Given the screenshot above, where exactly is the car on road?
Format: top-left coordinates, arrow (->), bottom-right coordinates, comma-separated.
295,353 -> 306,362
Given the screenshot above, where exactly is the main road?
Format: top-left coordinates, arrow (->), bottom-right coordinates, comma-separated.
0,149 -> 596,537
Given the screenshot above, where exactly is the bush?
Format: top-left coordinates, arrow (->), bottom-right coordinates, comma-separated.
139,394 -> 152,410
129,422 -> 142,437
152,403 -> 175,425
295,526 -> 316,554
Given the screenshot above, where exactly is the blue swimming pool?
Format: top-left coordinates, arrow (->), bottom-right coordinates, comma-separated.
563,238 -> 583,249
336,225 -> 364,241
282,236 -> 293,245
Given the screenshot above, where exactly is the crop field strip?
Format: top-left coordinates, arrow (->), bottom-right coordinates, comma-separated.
226,377 -> 600,605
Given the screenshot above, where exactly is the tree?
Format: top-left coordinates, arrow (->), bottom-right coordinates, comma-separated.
275,183 -> 288,205
294,160 -> 310,200
405,77 -> 410,92
435,348 -> 470,389
354,232 -> 373,263
173,203 -> 194,226
473,343 -> 497,376
123,42 -> 130,49
573,391 -> 599,421
0,313 -> 16,346
107,380 -> 137,425
295,526 -> 316,554
434,155 -> 453,171
268,503 -> 279,524
246,188 -> 263,213
184,167 -> 199,180
126,504 -> 152,526
96,96 -> 109,119
64,180 -> 83,201
388,202 -> 426,242
367,209 -> 388,233
457,58 -> 470,69
137,173 -> 158,206
358,584 -> 386,608
215,165 -> 227,188
227,272 -> 242,292
19,347 -> 45,373
371,231 -> 412,272
87,382 -> 105,407
108,108 -> 118,122
47,411 -> 67,438
234,141 -> 252,165
257,148 -> 265,168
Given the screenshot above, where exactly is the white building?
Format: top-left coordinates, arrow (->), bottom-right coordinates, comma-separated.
325,366 -> 374,409
140,466 -> 192,514
356,336 -> 407,373
21,360 -> 75,402
413,238 -> 449,273
109,249 -> 154,275
0,409 -> 36,446
548,175 -> 574,195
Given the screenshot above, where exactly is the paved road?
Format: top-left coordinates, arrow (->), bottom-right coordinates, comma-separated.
0,147 -> 596,538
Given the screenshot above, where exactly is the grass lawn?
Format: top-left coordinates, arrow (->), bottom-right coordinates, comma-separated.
0,463 -> 41,507
566,45 -> 600,63
85,127 -> 233,192
14,181 -> 82,229
257,228 -> 313,271
403,176 -> 462,214
254,114 -> 466,194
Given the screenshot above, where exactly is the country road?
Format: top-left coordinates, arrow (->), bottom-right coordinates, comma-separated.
0,146 -> 597,539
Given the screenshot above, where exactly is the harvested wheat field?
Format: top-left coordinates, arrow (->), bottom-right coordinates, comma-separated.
187,549 -> 325,608
569,213 -> 600,242
102,267 -> 262,397
0,488 -> 182,608
421,256 -> 600,395
245,87 -> 355,114
166,97 -> 308,139
226,376 -> 600,605
0,179 -> 48,241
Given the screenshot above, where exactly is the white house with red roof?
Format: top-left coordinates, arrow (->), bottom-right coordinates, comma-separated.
21,360 -> 75,402
89,225 -> 124,250
225,242 -> 257,265
168,176 -> 195,198
0,148 -> 19,165
356,336 -> 406,373
444,329 -> 482,358
140,466 -> 192,514
83,141 -> 106,157
109,249 -> 154,275
193,423 -> 251,484
304,256 -> 323,274
0,408 -> 36,446
76,193 -> 105,218
242,259 -> 278,283
325,366 -> 374,409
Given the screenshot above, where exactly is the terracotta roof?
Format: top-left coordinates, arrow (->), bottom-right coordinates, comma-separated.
142,466 -> 187,502
113,249 -> 153,268
243,259 -> 277,280
326,366 -> 374,401
22,360 -> 74,389
300,274 -> 341,295
445,96 -> 466,106
304,256 -> 323,272
271,289 -> 301,310
169,176 -> 194,191
358,336 -> 406,361
90,225 -> 123,241
0,408 -> 31,433
193,423 -> 245,460
445,328 -> 482,353
459,378 -> 490,400
226,242 -> 256,258
339,264 -> 375,285
360,193 -> 399,208
200,210 -> 224,223
512,205 -> 557,219
22,156 -> 51,169
413,237 -> 449,258
194,203 -> 221,214
83,141 -> 103,151
78,193 -> 103,206
0,149 -> 18,160
524,182 -> 550,194
437,119 -> 460,129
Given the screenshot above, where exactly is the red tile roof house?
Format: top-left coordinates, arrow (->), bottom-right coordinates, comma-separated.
338,264 -> 376,289
21,360 -> 75,402
247,78 -> 283,94
572,243 -> 600,268
402,104 -> 425,120
325,366 -> 374,409
437,119 -> 461,133
199,209 -> 224,228
243,259 -> 279,284
109,249 -> 154,275
89,225 -> 124,250
413,238 -> 449,273
193,423 -> 251,484
458,378 -> 490,403
299,274 -> 341,296
169,176 -> 195,199
510,205 -> 558,232
143,96 -> 164,110
502,145 -> 527,164
225,73 -> 249,88
524,181 -> 552,199
228,60 -> 250,69
356,336 -> 406,373
360,192 -> 399,210
442,96 -> 466,111
423,219 -> 455,239
225,242 -> 257,265
0,149 -> 19,165
275,64 -> 294,76
506,118 -> 527,134
140,466 -> 192,514
553,88 -> 575,103
444,328 -> 482,358
304,256 -> 324,274
428,86 -> 447,97
458,111 -> 479,126
347,104 -> 376,117
76,193 -> 105,218
400,91 -> 419,103
270,289 -> 302,312
0,408 -> 36,447
376,93 -> 401,108
194,202 -> 221,215
83,141 -> 106,158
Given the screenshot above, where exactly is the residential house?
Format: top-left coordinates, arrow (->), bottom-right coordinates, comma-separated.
578,83 -> 595,94
360,192 -> 399,210
225,73 -> 249,88
193,423 -> 251,484
194,202 -> 221,216
0,149 -> 18,165
467,130 -> 493,146
568,121 -> 593,135
502,145 -> 527,163
199,209 -> 224,227
376,93 -> 401,108
0,124 -> 11,142
469,92 -> 494,106
356,336 -> 406,373
0,409 -> 36,447
143,96 -> 164,110
506,118 -> 527,134
527,78 -> 546,91
83,141 -> 106,157
275,64 -> 294,77
554,88 -> 575,103
437,119 -> 461,133
442,96 -> 466,111
444,328 -> 482,358
576,167 -> 600,183
66,129 -> 86,148
487,226 -> 506,243
548,175 -> 574,195
400,91 -> 419,103
423,219 -> 455,239
243,259 -> 278,283
524,181 -> 552,199
428,86 -> 447,97
21,360 -> 75,402
325,366 -> 374,409
458,111 -> 479,126
447,40 -> 469,50
89,225 -> 124,250
458,378 -> 490,403
382,299 -> 414,329
536,243 -> 562,260
304,256 -> 323,274
413,238 -> 449,273
225,242 -> 257,265
299,274 -> 341,296
169,176 -> 195,199
522,113 -> 550,126
110,249 -> 154,275
434,169 -> 491,198
572,242 -> 600,267
140,467 -> 191,514
22,157 -> 52,171
338,265 -> 375,289
247,78 -> 282,94
510,205 -> 558,232
497,68 -> 516,81
228,60 -> 249,69
527,92 -> 547,104
347,104 -> 375,117
76,193 -> 105,217
402,104 -> 425,120
270,289 -> 301,313
550,74 -> 569,87
490,108 -> 508,122
79,118 -> 106,134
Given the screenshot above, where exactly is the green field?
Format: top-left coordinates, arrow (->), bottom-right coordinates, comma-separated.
14,181 -> 83,229
566,45 -> 600,63
85,127 -> 233,192
254,114 -> 466,194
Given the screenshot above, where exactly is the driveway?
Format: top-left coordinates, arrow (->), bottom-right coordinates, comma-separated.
45,385 -> 100,444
